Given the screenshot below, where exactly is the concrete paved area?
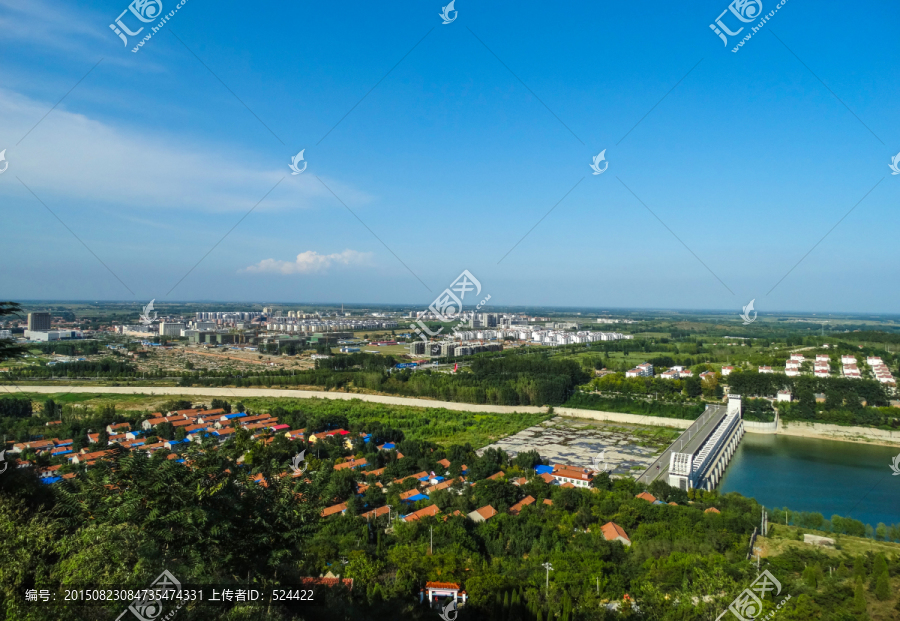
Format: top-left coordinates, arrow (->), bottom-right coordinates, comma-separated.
477,417 -> 676,479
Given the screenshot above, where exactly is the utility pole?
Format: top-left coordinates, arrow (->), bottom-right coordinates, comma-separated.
542,562 -> 553,596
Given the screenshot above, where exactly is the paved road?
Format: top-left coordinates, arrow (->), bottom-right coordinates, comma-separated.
636,404 -> 727,485
0,384 -> 693,429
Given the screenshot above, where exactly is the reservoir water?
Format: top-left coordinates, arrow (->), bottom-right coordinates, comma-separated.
718,433 -> 900,529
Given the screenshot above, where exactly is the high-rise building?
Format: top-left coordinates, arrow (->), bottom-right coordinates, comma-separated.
27,312 -> 51,331
158,322 -> 186,336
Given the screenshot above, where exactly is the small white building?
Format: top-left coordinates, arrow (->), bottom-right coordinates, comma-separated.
777,390 -> 792,402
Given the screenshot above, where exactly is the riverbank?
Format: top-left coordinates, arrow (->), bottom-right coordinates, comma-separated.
740,411 -> 900,447
773,420 -> 900,448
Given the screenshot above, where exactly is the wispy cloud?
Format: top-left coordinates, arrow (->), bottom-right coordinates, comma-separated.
0,88 -> 372,214
241,250 -> 373,275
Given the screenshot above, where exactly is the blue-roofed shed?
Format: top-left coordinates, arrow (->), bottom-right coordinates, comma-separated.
404,493 -> 429,503
534,465 -> 554,475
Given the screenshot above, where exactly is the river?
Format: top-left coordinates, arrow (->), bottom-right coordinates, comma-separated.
719,433 -> 900,529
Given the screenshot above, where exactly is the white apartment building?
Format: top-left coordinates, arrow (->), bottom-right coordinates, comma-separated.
626,363 -> 654,378
158,322 -> 186,337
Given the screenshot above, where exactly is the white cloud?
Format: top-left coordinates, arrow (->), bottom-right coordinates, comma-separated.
0,88 -> 372,214
242,250 -> 373,275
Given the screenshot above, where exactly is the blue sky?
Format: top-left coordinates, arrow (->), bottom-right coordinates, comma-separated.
1,0 -> 899,314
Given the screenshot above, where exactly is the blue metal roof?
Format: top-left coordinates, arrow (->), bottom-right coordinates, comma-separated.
41,476 -> 62,484
404,493 -> 429,503
224,413 -> 246,419
534,465 -> 554,475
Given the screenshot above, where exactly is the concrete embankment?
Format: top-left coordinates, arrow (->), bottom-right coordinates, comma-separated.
773,420 -> 900,447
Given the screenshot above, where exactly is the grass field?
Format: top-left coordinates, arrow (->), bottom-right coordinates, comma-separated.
10,391 -> 551,449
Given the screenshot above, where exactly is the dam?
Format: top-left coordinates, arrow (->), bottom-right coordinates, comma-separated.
638,394 -> 745,491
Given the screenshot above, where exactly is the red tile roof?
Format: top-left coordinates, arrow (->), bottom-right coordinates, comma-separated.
509,495 -> 535,515
471,505 -> 498,521
334,457 -> 367,471
600,521 -> 630,544
360,505 -> 391,520
404,504 -> 440,521
321,503 -> 348,517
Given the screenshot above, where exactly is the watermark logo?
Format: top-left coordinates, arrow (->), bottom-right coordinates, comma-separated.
591,450 -> 607,473
712,0 -> 790,53
717,570 -> 789,621
590,150 -> 608,175
0,450 -> 7,475
890,453 -> 900,476
289,149 -> 307,175
290,450 -> 307,475
110,0 -> 192,53
710,1 -> 762,45
439,1 -> 457,24
439,599 -> 458,621
140,299 -> 157,326
889,151 -> 900,175
739,299 -> 757,325
116,570 -> 181,621
0,149 -> 8,174
411,270 -> 488,342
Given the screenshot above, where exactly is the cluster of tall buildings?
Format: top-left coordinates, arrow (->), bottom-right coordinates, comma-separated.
408,327 -> 631,357
195,312 -> 262,322
265,319 -> 398,333
408,341 -> 503,357
22,312 -> 81,341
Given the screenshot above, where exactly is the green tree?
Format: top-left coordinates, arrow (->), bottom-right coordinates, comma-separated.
853,581 -> 868,617
852,556 -> 867,581
874,574 -> 890,601
0,302 -> 25,363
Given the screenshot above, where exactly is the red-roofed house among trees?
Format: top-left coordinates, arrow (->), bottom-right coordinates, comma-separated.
600,521 -> 631,546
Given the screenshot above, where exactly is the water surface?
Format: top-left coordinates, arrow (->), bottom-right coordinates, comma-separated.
719,433 -> 900,529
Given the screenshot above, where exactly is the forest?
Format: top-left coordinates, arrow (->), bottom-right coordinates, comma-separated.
728,371 -> 899,428
2,418 -> 898,621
